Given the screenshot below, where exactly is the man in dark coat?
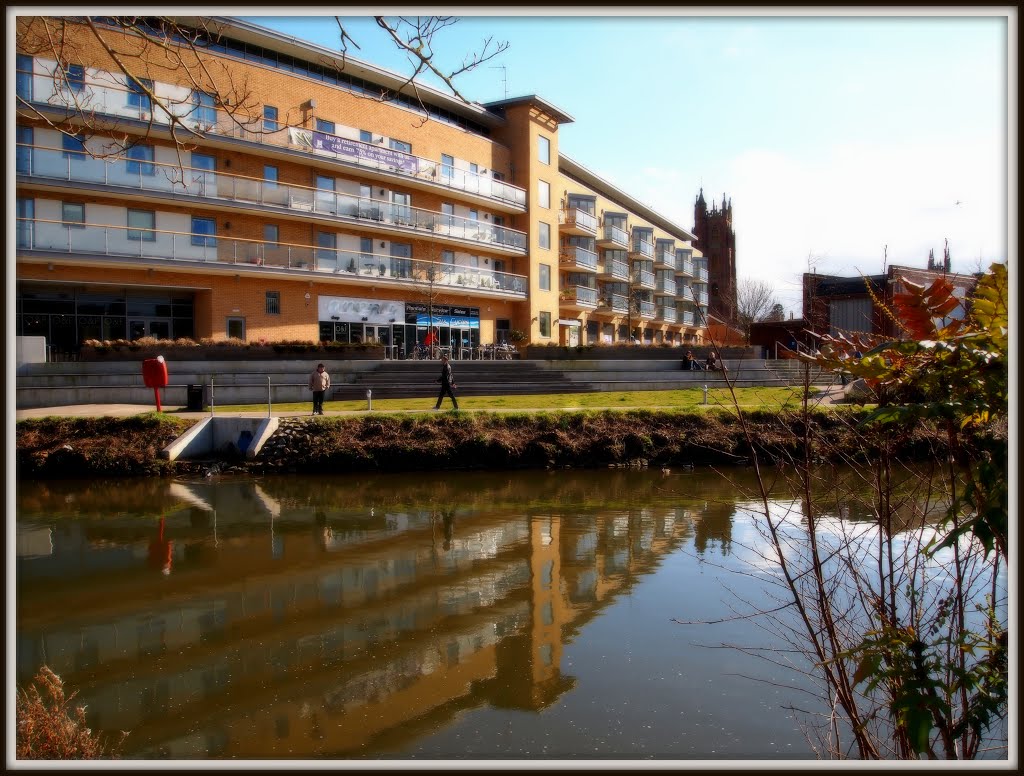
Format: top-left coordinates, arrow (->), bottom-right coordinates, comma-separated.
434,354 -> 459,410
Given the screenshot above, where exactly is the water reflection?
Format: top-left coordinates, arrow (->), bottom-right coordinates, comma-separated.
15,469 -> 759,759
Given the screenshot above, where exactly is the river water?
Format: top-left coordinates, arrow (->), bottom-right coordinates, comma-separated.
12,467 -> 1003,761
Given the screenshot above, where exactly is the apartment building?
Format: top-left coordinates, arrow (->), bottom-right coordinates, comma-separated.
14,15 -> 708,359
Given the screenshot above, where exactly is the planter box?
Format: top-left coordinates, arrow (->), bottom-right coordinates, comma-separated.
79,346 -> 386,362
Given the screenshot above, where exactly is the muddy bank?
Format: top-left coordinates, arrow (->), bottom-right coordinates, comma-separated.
15,409 -> 955,480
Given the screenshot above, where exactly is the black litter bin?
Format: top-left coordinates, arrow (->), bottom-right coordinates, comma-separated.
186,384 -> 204,411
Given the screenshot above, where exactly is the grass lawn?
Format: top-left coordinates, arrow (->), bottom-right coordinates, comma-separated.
198,386 -> 837,415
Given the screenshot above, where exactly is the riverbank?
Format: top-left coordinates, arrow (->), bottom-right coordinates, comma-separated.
15,407 -> 954,479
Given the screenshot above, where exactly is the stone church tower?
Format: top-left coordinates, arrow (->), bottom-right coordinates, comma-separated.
693,189 -> 737,323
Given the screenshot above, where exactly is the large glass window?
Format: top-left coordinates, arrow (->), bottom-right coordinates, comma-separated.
264,164 -> 278,187
127,209 -> 156,241
263,105 -> 279,132
191,152 -> 216,171
17,126 -> 32,174
127,77 -> 152,111
125,144 -> 154,175
538,221 -> 551,250
442,202 -> 454,227
441,153 -> 454,179
359,129 -> 372,143
538,135 -> 551,164
316,118 -> 335,133
62,202 -> 85,228
389,138 -> 412,154
316,231 -> 337,262
539,263 -> 551,291
191,90 -> 216,126
17,54 -> 32,100
263,224 -> 279,246
539,311 -> 551,338
65,64 -> 85,92
538,180 -> 550,209
62,133 -> 86,158
191,216 -> 217,247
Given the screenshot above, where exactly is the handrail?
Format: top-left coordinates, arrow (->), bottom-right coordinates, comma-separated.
18,64 -> 527,208
17,143 -> 528,252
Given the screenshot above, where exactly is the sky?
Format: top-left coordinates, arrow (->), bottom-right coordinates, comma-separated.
239,8 -> 1013,316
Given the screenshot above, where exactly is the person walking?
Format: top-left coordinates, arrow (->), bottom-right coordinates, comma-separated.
308,362 -> 330,415
434,354 -> 459,410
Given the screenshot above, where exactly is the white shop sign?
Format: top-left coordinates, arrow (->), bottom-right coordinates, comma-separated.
319,295 -> 405,324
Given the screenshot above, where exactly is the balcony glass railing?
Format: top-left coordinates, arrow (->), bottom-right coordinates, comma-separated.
601,224 -> 629,246
675,257 -> 694,276
564,286 -> 598,306
677,286 -> 694,303
632,269 -> 655,288
639,301 -> 656,318
679,310 -> 695,326
19,68 -> 527,208
630,239 -> 655,259
559,245 -> 598,271
655,278 -> 676,296
18,145 -> 527,253
561,208 -> 598,232
695,267 -> 709,282
656,306 -> 677,323
694,290 -> 709,306
17,218 -> 528,295
598,293 -> 629,314
656,249 -> 675,266
600,259 -> 630,281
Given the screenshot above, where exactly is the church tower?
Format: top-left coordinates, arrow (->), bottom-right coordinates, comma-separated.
693,189 -> 737,322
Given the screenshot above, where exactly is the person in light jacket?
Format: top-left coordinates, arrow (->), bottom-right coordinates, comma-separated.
308,363 -> 330,415
434,355 -> 459,410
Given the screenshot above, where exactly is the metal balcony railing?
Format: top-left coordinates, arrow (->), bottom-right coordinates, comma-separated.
563,285 -> 598,306
656,306 -> 677,323
655,278 -> 676,296
17,144 -> 527,253
695,267 -> 709,282
16,218 -> 529,295
18,65 -> 527,208
675,257 -> 694,277
601,224 -> 629,247
677,286 -> 695,303
632,269 -> 655,288
639,301 -> 656,318
597,293 -> 629,314
600,259 -> 630,281
630,239 -> 655,259
679,310 -> 695,326
656,249 -> 675,266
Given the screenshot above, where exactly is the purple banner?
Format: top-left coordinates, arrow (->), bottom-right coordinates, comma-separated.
312,132 -> 419,174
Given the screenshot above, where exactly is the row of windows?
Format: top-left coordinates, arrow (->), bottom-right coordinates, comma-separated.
92,18 -> 494,137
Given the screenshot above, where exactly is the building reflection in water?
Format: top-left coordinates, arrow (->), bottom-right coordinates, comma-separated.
15,470 -> 738,758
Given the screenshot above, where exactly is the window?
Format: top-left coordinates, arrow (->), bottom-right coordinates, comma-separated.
125,144 -> 154,175
62,132 -> 86,158
264,165 -> 278,187
263,105 -> 279,132
539,311 -> 551,338
389,138 -> 411,154
538,135 -> 550,165
538,221 -> 551,250
359,129 -> 372,143
441,153 -> 454,179
469,162 -> 478,175
469,209 -> 478,222
62,202 -> 85,228
17,197 -> 34,248
17,54 -> 32,100
442,202 -> 454,227
17,126 -> 32,174
315,175 -> 335,191
191,216 -> 217,247
127,209 -> 155,241
263,224 -> 279,246
226,317 -> 245,340
316,231 -> 337,262
442,250 -> 455,265
127,77 -> 152,111
538,180 -> 550,209
191,90 -> 216,126
65,63 -> 85,92
191,153 -> 215,176
539,263 -> 551,291
316,118 -> 335,134
359,237 -> 373,265
265,291 -> 281,315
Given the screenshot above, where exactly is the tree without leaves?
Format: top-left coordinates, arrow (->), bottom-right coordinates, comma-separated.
16,15 -> 509,166
736,277 -> 781,343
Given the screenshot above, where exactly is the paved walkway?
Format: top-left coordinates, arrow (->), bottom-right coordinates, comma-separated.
15,387 -> 849,422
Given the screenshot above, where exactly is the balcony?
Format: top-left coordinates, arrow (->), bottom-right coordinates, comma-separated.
18,65 -> 527,211
16,218 -> 528,297
674,256 -> 694,277
694,267 -> 709,282
655,277 -> 676,297
655,306 -> 677,323
678,310 -> 695,327
639,301 -> 656,319
559,208 -> 598,236
18,144 -> 527,254
655,249 -> 675,270
595,293 -> 629,315
694,289 -> 709,306
677,285 -> 695,303
559,245 -> 598,273
560,285 -> 599,311
631,268 -> 655,290
598,259 -> 630,281
597,224 -> 629,249
629,239 -> 654,260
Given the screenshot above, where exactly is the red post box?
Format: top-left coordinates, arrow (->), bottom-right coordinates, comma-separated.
142,356 -> 169,412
